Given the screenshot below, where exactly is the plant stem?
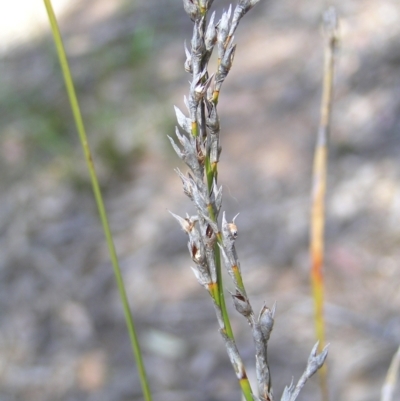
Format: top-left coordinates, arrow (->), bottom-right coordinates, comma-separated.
206,162 -> 254,401
381,345 -> 400,401
310,7 -> 338,401
43,2 -> 152,400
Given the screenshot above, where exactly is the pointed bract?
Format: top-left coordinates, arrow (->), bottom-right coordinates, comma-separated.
169,210 -> 192,233
306,343 -> 329,376
205,11 -> 217,52
190,266 -> 212,287
183,0 -> 200,21
174,105 -> 192,134
175,168 -> 194,200
184,41 -> 193,73
232,291 -> 252,317
259,303 -> 275,342
217,5 -> 232,47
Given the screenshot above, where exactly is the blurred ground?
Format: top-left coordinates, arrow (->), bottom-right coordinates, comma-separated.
0,1 -> 400,401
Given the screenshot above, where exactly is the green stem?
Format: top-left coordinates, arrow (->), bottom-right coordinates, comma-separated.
214,242 -> 234,338
43,2 -> 152,401
206,201 -> 233,338
206,162 -> 253,401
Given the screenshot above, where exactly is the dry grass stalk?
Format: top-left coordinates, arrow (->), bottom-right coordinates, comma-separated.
310,6 -> 338,401
170,1 -> 328,400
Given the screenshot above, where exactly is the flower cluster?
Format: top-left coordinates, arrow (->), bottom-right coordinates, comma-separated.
170,1 -> 328,401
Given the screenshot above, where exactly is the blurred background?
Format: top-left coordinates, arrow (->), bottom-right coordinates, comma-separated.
1,0 -> 400,400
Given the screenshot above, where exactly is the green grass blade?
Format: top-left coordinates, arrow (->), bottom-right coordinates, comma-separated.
43,2 -> 152,400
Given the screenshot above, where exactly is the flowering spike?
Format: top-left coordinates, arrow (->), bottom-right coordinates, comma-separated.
173,0 -> 330,399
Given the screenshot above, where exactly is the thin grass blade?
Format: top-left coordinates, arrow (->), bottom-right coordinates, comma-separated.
42,2 -> 152,400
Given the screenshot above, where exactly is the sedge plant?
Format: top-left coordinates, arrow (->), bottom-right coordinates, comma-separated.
170,1 -> 329,401
43,0 -> 335,400
40,1 -> 400,400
